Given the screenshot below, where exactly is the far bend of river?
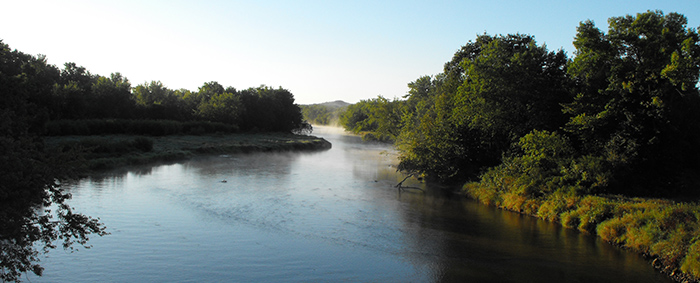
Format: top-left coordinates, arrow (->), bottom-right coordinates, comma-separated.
31,126 -> 671,283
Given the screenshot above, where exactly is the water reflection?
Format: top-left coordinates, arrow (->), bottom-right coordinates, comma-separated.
394,188 -> 667,282
30,126 -> 671,282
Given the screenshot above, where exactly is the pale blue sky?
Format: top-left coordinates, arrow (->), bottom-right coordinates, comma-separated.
2,0 -> 699,104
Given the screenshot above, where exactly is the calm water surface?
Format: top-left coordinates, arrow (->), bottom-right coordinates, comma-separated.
31,126 -> 671,282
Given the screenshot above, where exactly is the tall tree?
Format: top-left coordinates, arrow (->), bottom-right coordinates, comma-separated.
564,10 -> 700,194
132,81 -> 173,107
91,73 -> 134,119
196,91 -> 243,125
0,40 -> 107,282
454,34 -> 570,140
398,34 -> 571,183
340,96 -> 404,141
53,62 -> 97,119
197,81 -> 226,102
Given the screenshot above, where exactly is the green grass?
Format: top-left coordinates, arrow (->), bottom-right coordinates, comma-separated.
45,133 -> 331,171
464,183 -> 700,282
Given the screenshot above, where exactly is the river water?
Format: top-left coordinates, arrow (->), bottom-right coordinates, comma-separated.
30,126 -> 671,282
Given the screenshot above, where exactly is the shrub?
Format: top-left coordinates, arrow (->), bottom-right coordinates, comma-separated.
597,217 -> 627,244
501,191 -> 527,212
538,190 -> 578,222
522,198 -> 541,216
560,210 -> 580,229
625,224 -> 657,253
681,240 -> 700,279
464,183 -> 500,206
651,225 -> 692,267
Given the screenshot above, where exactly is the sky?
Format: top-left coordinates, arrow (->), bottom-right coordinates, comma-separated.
2,0 -> 699,104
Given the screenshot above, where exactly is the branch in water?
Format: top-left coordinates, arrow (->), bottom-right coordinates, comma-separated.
395,174 -> 424,192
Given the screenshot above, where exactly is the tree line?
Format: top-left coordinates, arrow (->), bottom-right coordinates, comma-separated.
340,10 -> 700,198
4,50 -> 310,134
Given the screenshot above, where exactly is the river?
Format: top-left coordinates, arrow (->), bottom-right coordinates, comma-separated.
29,125 -> 671,282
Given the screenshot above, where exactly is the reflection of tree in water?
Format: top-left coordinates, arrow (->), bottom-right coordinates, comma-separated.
392,189 -> 670,282
0,41 -> 107,282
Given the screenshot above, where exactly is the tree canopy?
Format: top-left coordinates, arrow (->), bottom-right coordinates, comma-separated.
390,34 -> 572,183
564,10 -> 700,194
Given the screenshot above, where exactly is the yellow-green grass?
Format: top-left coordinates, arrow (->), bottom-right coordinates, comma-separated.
465,183 -> 700,282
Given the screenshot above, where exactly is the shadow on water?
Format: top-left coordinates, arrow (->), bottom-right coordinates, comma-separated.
390,186 -> 670,282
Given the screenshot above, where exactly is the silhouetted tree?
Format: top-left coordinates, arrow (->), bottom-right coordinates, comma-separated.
0,40 -> 107,282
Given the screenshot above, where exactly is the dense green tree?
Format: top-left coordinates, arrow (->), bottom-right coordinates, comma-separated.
397,89 -> 477,181
397,34 -> 571,183
454,34 -> 570,139
399,75 -> 441,137
340,96 -> 404,142
564,10 -> 700,195
339,101 -> 371,132
60,63 -> 96,88
132,81 -> 174,107
90,73 -> 134,119
196,91 -> 243,125
132,81 -> 190,120
226,85 -> 307,132
14,54 -> 60,121
175,88 -> 200,120
0,40 -> 107,282
254,86 -> 307,132
198,81 -> 226,101
52,81 -> 87,119
396,39 -> 507,182
52,62 -> 97,119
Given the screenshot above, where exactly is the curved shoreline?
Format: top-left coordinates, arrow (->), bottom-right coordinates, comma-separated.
45,133 -> 332,171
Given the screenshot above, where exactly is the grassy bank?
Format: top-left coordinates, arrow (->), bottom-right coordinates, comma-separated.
464,183 -> 700,282
44,133 -> 331,171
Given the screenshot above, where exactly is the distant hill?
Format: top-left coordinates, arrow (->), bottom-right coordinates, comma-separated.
304,100 -> 351,108
300,100 -> 350,125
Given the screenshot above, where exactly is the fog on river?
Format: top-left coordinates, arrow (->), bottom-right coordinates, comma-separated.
30,126 -> 671,282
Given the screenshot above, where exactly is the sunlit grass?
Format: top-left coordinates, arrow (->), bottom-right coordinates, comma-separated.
463,182 -> 700,282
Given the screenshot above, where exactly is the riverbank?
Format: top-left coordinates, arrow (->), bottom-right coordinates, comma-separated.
463,183 -> 700,283
44,133 -> 331,171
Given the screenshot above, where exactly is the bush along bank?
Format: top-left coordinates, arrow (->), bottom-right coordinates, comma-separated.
466,185 -> 700,282
463,131 -> 700,283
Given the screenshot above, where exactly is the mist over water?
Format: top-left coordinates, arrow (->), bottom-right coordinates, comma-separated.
30,126 -> 671,282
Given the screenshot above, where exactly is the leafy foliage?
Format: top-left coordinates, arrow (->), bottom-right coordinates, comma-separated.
391,34 -> 571,184
340,96 -> 403,142
564,10 -> 700,195
3,55 -> 310,135
0,40 -> 107,282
